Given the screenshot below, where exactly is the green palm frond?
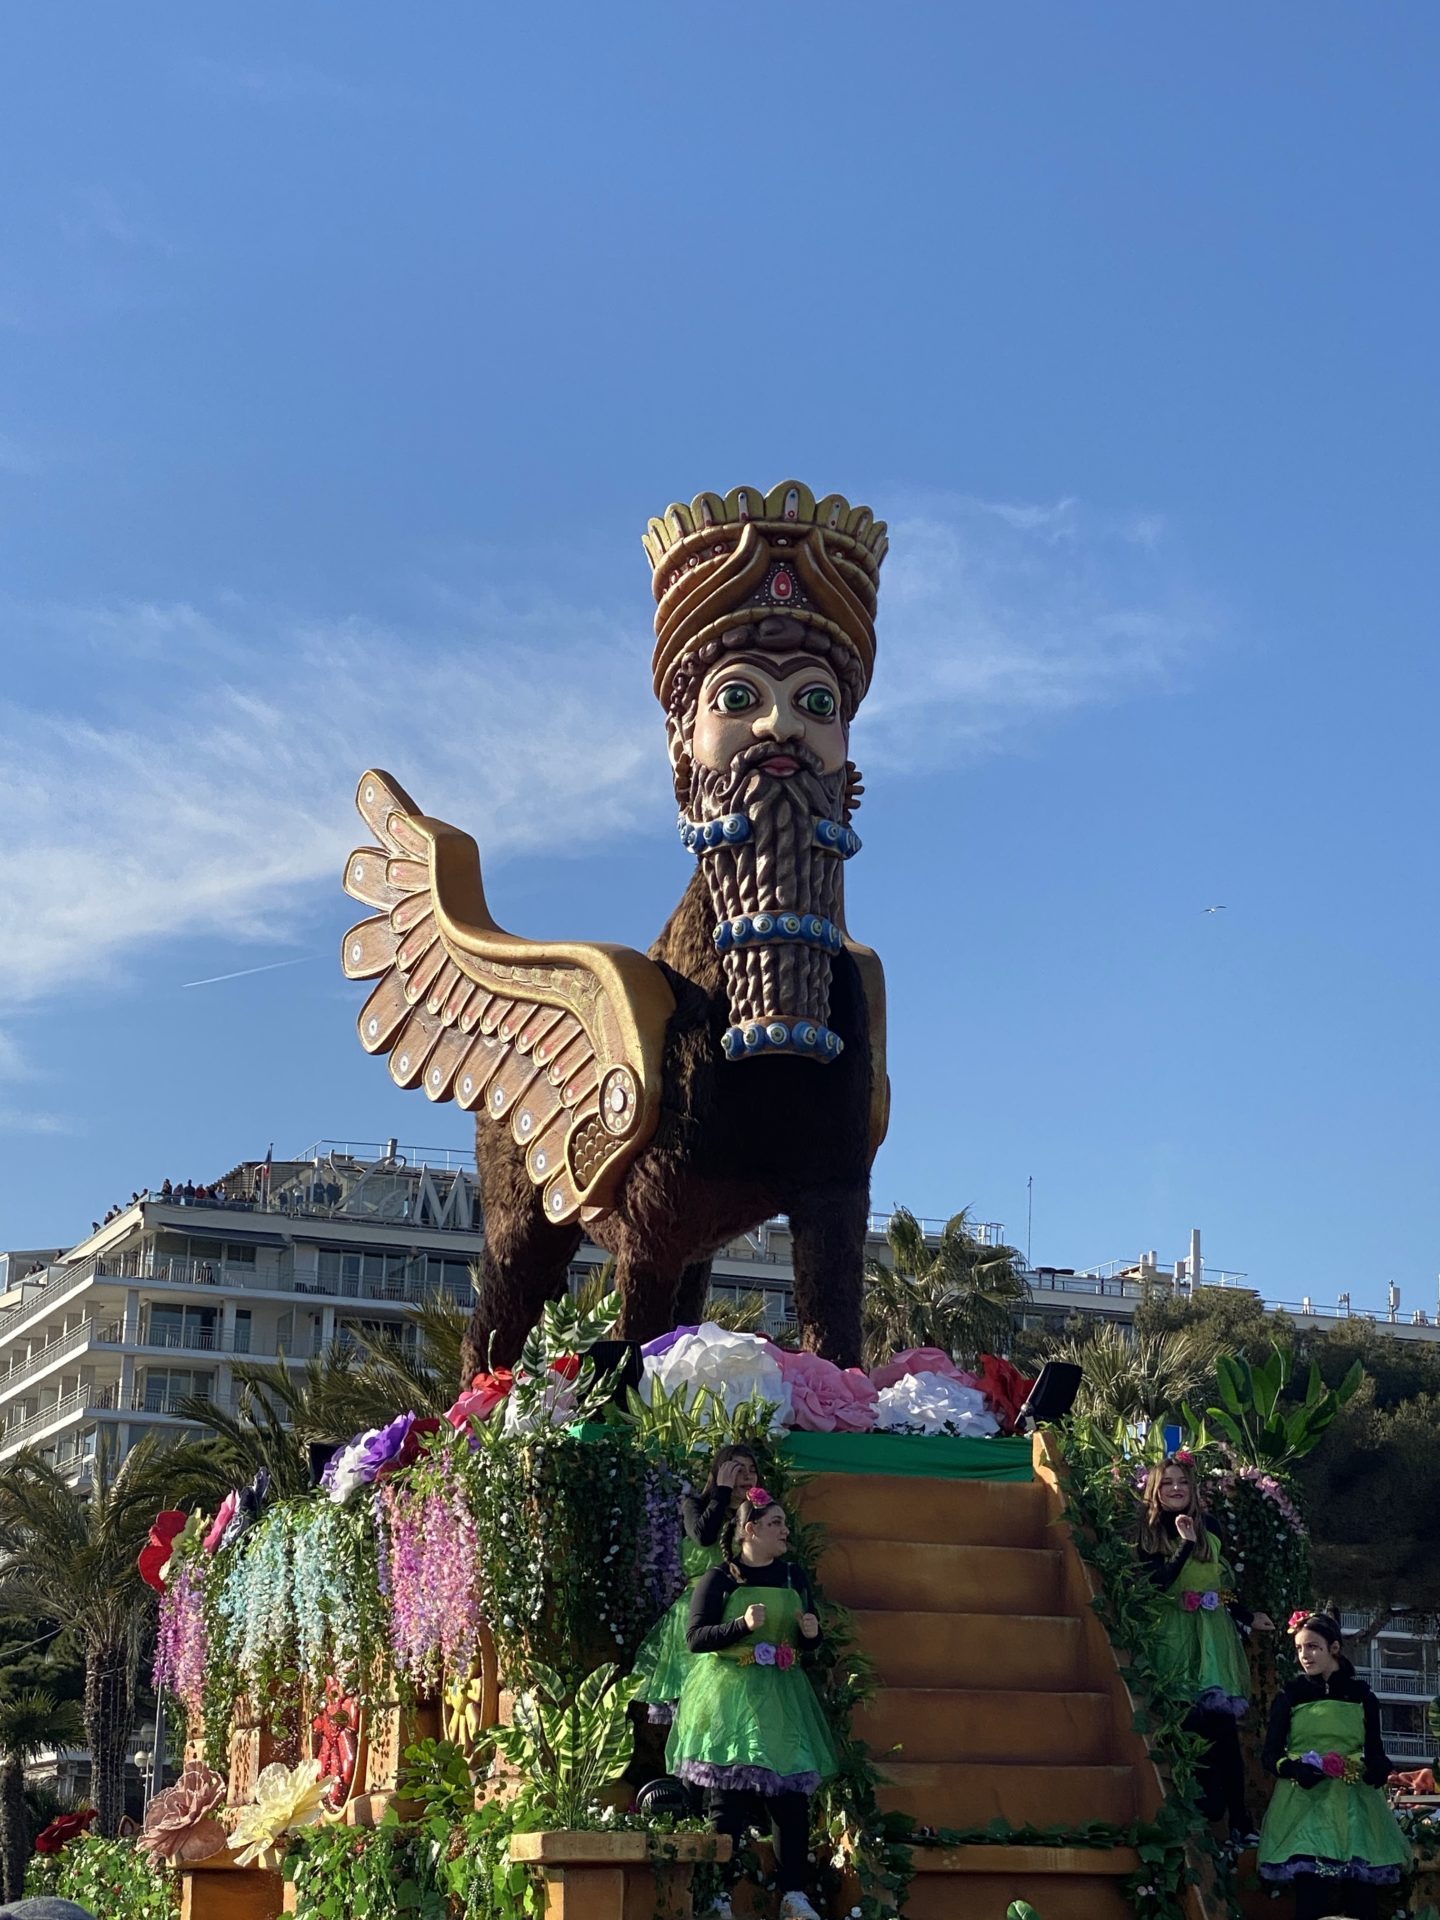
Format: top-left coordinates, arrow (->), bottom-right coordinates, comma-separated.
862,1205 -> 1029,1369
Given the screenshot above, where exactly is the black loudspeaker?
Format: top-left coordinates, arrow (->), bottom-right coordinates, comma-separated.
588,1338 -> 643,1409
1015,1361 -> 1083,1429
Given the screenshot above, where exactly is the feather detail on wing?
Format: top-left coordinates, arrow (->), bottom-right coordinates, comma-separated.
341,770 -> 675,1225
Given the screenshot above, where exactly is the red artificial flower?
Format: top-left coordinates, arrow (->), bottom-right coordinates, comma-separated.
1321,1750 -> 1347,1779
549,1354 -> 581,1382
1173,1449 -> 1195,1464
379,1415 -> 444,1478
974,1354 -> 1037,1435
138,1510 -> 188,1592
448,1368 -> 514,1432
35,1808 -> 97,1854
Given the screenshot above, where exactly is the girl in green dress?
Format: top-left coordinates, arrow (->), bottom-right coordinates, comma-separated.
1138,1453 -> 1274,1839
1259,1611 -> 1409,1920
667,1488 -> 837,1920
634,1444 -> 758,1724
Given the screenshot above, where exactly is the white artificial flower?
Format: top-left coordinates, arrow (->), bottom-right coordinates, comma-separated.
873,1371 -> 1000,1437
640,1324 -> 791,1432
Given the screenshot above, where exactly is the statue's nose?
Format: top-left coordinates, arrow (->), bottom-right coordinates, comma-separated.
754,699 -> 801,742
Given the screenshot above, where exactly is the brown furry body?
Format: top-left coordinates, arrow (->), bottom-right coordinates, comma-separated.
462,868 -> 873,1377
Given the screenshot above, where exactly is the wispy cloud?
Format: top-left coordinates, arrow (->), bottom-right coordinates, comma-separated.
0,495 -> 1212,1015
864,494 -> 1212,769
181,55 -> 367,107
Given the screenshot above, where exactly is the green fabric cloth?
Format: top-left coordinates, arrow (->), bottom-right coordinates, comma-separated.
779,1430 -> 1034,1481
632,1538 -> 724,1708
666,1582 -> 838,1786
1259,1698 -> 1411,1879
1153,1546 -> 1251,1711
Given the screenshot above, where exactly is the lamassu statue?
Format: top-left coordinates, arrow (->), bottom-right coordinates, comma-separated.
342,481 -> 889,1372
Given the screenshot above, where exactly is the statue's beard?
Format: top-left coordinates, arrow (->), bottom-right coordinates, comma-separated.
688,742 -> 849,1036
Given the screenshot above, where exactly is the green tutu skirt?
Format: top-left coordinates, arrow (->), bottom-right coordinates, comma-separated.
1259,1699 -> 1410,1887
666,1585 -> 839,1797
633,1537 -> 722,1723
1154,1551 -> 1250,1715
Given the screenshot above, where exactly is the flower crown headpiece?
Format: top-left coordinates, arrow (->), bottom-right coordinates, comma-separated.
1169,1449 -> 1195,1466
1287,1610 -> 1310,1636
746,1486 -> 774,1509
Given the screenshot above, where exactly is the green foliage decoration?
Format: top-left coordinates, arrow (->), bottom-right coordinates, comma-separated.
25,1835 -> 179,1920
285,1820 -> 448,1920
1183,1347 -> 1362,1472
493,1660 -> 641,1829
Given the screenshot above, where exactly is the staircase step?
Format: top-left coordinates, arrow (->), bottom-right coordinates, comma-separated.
875,1759 -> 1136,1829
799,1471 -> 1050,1548
905,1846 -> 1139,1920
855,1686 -> 1113,1764
819,1538 -> 1061,1613
848,1608 -> 1087,1691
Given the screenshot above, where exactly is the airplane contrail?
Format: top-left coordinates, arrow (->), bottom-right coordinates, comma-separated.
182,956 -> 318,989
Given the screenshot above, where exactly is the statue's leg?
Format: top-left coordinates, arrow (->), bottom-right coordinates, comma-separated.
612,1245 -> 685,1349
463,1148 -> 581,1379
787,1184 -> 868,1368
674,1258 -> 713,1326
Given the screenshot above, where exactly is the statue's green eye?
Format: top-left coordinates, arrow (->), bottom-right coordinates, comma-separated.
798,685 -> 837,719
717,683 -> 757,714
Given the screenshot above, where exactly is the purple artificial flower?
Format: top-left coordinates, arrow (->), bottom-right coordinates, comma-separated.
753,1641 -> 777,1667
325,1413 -> 417,1503
640,1325 -> 702,1361
1200,1590 -> 1220,1611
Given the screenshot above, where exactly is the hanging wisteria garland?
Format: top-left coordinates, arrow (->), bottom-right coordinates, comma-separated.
154,1544 -> 208,1727
376,1445 -> 484,1693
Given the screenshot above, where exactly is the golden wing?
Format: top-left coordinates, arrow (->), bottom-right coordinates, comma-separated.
341,770 -> 676,1226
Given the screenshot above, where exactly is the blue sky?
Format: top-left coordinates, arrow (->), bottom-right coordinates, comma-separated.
1,6 -> 1435,1313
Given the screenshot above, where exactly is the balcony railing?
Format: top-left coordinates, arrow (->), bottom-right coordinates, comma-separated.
1355,1667 -> 1436,1699
1382,1732 -> 1434,1762
0,1382 -> 233,1451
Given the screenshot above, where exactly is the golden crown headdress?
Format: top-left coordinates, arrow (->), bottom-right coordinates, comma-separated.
643,481 -> 888,708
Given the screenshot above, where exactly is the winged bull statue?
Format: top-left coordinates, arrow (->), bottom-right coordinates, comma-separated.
341,482 -> 890,1375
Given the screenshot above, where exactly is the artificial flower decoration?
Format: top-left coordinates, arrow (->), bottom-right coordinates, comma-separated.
1172,1449 -> 1195,1464
1287,1610 -> 1310,1634
203,1491 -> 239,1555
138,1510 -> 189,1592
873,1370 -> 1001,1437
228,1758 -> 328,1868
221,1468 -> 273,1550
446,1369 -> 514,1435
375,1415 -> 443,1479
747,1487 -> 774,1509
311,1677 -> 360,1809
772,1347 -> 878,1432
639,1323 -> 792,1431
640,1325 -> 702,1361
136,1764 -> 227,1866
1320,1751 -> 1348,1779
502,1369 -> 578,1437
322,1412 -> 417,1503
868,1347 -> 973,1392
34,1809 -> 96,1854
754,1641 -> 778,1666
776,1644 -> 796,1669
973,1354 -> 1037,1434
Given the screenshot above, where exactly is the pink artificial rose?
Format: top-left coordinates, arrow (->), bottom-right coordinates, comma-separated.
1321,1751 -> 1347,1779
202,1491 -> 238,1555
773,1347 -> 878,1432
776,1644 -> 796,1670
446,1368 -> 515,1434
1182,1590 -> 1203,1612
869,1348 -> 975,1392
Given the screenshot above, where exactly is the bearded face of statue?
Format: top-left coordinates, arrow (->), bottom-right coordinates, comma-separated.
668,615 -> 860,1052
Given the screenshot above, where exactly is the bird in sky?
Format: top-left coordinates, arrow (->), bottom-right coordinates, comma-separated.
1203,905 -> 1226,914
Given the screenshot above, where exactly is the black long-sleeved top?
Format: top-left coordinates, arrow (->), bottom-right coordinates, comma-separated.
681,1484 -> 733,1550
687,1558 -> 823,1655
1139,1518 -> 1255,1634
1261,1659 -> 1392,1786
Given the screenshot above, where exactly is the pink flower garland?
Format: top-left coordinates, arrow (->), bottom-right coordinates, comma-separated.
378,1457 -> 484,1690
154,1554 -> 208,1723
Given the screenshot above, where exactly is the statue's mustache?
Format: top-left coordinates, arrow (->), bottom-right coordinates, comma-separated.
727,737 -> 827,778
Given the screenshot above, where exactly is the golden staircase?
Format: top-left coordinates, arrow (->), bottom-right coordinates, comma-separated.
800,1443 -> 1203,1920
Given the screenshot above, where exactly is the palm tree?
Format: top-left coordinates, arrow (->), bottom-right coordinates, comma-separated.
0,1435 -> 207,1838
0,1688 -> 82,1899
863,1207 -> 1029,1370
1046,1322 -> 1214,1425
